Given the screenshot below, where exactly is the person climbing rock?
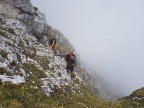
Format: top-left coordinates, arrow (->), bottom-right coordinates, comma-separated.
54,52 -> 77,79
65,52 -> 77,79
48,36 -> 57,54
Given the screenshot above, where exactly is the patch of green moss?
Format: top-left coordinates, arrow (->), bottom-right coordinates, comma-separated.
0,67 -> 6,75
23,63 -> 47,78
0,82 -> 58,108
119,87 -> 144,108
26,76 -> 43,88
0,27 -> 15,36
5,71 -> 14,76
10,61 -> 17,66
0,50 -> 8,59
0,81 -> 123,108
2,80 -> 144,108
49,85 -> 122,108
35,56 -> 50,70
0,67 -> 14,76
0,29 -> 6,36
21,47 -> 36,59
22,50 -> 36,58
134,87 -> 144,97
6,28 -> 15,35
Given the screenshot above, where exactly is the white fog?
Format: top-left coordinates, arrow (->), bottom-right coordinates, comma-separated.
31,0 -> 144,97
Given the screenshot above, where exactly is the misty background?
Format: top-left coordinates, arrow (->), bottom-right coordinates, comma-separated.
31,0 -> 144,97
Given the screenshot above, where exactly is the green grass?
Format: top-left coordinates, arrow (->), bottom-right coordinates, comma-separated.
0,82 -> 123,108
0,29 -> 7,37
23,63 -> 47,78
22,48 -> 36,59
0,82 -> 59,108
49,85 -> 122,108
22,62 -> 48,88
1,78 -> 144,108
0,50 -> 8,59
119,87 -> 144,108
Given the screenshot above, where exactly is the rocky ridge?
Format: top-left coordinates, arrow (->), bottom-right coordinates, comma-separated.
0,0 -> 97,97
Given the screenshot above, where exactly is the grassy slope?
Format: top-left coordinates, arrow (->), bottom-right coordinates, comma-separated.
0,81 -> 123,108
1,81 -> 144,108
119,87 -> 144,108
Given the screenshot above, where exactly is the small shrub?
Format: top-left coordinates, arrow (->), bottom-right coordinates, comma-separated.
7,28 -> 15,35
0,67 -> 6,75
22,49 -> 36,58
0,50 -> 8,59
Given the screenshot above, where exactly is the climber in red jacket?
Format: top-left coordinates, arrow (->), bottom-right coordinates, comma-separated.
54,52 -> 77,79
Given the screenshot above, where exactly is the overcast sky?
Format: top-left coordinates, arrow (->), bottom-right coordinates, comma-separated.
31,0 -> 144,96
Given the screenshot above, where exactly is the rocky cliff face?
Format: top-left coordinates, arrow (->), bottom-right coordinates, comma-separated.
0,0 -> 97,97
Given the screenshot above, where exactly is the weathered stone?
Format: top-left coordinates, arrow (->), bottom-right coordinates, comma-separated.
18,11 -> 47,40
0,2 -> 19,18
0,56 -> 5,63
18,13 -> 35,32
14,0 -> 34,14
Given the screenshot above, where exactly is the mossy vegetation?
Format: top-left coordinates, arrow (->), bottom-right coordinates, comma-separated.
1,77 -> 144,108
50,85 -> 122,108
0,67 -> 6,75
0,27 -> 15,36
0,82 -> 58,108
23,63 -> 47,78
0,50 -> 8,59
0,67 -> 14,76
0,29 -> 7,37
0,81 -> 123,108
34,56 -> 50,70
22,47 -> 36,59
119,87 -> 144,108
22,62 -> 48,88
7,28 -> 15,35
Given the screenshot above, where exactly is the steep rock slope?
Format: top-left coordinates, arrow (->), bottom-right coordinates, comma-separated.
0,1 -> 112,101
0,1 -> 111,107
0,0 -> 97,96
0,0 -> 121,108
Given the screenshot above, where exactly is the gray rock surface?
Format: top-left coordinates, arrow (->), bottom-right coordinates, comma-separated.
14,0 -> 34,14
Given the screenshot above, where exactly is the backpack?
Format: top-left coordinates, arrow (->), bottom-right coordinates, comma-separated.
66,53 -> 76,65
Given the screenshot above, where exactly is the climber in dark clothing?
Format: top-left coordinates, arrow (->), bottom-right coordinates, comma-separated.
65,52 -> 77,78
54,52 -> 77,79
48,37 -> 57,54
